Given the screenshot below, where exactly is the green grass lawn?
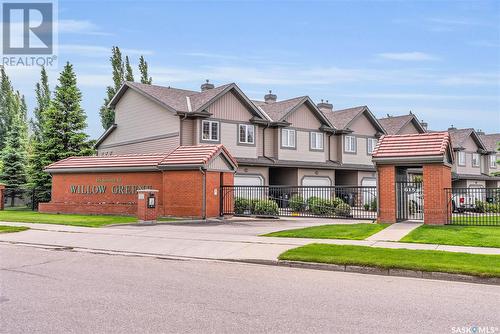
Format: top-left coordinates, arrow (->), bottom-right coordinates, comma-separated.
263,223 -> 388,240
0,225 -> 29,233
400,225 -> 500,248
0,208 -> 138,227
279,244 -> 500,277
451,215 -> 500,225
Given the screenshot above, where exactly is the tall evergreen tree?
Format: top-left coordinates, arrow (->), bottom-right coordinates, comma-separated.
0,68 -> 17,151
31,66 -> 51,139
125,55 -> 134,82
99,46 -> 125,129
1,97 -> 28,206
139,55 -> 152,84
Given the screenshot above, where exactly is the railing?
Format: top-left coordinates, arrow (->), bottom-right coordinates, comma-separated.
446,187 -> 500,226
220,185 -> 377,220
2,188 -> 47,211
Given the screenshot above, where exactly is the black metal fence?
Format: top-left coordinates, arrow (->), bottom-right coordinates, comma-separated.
446,187 -> 500,226
220,185 -> 377,220
2,188 -> 47,211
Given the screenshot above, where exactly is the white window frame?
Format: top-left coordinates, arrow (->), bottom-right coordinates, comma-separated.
202,120 -> 219,141
238,124 -> 255,144
344,135 -> 356,153
281,128 -> 296,148
367,138 -> 377,154
490,155 -> 496,168
472,153 -> 480,167
458,151 -> 466,166
310,132 -> 324,150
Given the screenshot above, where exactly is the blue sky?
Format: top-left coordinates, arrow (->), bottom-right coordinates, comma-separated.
6,0 -> 500,139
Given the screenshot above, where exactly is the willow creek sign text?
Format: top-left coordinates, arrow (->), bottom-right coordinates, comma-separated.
70,177 -> 153,195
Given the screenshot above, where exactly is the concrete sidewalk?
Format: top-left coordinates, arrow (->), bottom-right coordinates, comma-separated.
1,221 -> 499,261
366,221 -> 422,241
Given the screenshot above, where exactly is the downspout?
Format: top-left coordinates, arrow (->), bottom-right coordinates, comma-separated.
200,167 -> 206,220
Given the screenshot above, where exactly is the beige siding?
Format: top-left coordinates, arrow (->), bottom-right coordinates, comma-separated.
263,128 -> 276,158
455,136 -> 482,175
98,136 -> 178,155
100,89 -> 180,149
278,130 -> 325,162
219,122 -> 258,158
297,169 -> 335,185
399,121 -> 420,135
285,104 -> 322,129
329,135 -> 339,161
208,155 -> 232,171
348,113 -> 378,135
341,135 -> 373,165
207,91 -> 253,122
256,126 -> 264,157
180,119 -> 194,146
235,166 -> 269,185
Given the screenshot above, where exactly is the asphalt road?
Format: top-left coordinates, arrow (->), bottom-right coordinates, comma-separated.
1,244 -> 499,334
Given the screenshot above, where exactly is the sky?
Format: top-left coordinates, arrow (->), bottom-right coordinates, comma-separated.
4,0 -> 500,139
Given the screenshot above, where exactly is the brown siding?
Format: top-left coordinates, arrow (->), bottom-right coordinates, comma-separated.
181,119 -> 194,146
285,104 -> 322,129
399,122 -> 420,135
207,90 -> 253,121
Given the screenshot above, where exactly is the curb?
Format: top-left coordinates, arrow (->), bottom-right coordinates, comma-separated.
236,259 -> 500,286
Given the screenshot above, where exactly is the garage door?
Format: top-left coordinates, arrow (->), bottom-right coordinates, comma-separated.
234,175 -> 263,186
361,178 -> 377,205
301,176 -> 331,187
301,177 -> 331,200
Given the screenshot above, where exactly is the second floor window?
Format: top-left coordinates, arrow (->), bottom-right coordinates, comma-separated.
310,132 -> 323,150
202,120 -> 219,141
490,155 -> 497,168
458,151 -> 466,166
282,128 -> 296,148
239,124 -> 255,144
367,138 -> 377,154
472,153 -> 480,167
345,135 -> 356,153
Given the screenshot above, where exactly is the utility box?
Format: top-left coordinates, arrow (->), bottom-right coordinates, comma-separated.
0,184 -> 4,211
137,189 -> 159,223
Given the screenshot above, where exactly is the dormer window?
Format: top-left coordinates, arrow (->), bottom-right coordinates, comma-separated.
202,120 -> 219,141
472,153 -> 480,167
367,138 -> 377,154
281,128 -> 296,148
310,132 -> 324,150
458,151 -> 466,166
238,124 -> 255,144
345,135 -> 356,153
490,155 -> 497,168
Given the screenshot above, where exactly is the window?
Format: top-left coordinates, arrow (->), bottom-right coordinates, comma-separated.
202,120 -> 219,141
238,124 -> 255,144
458,151 -> 466,166
367,138 -> 377,154
344,135 -> 356,153
310,132 -> 324,150
472,153 -> 480,167
281,128 -> 296,148
490,155 -> 497,168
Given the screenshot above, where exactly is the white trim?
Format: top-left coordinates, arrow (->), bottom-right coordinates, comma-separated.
202,120 -> 220,141
238,124 -> 255,144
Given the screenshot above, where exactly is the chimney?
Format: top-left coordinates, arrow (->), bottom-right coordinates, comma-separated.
420,120 -> 428,130
317,99 -> 333,112
201,79 -> 214,91
264,90 -> 277,104
476,129 -> 485,135
448,125 -> 457,131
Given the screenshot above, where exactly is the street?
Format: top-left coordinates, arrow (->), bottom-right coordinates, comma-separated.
1,243 -> 499,333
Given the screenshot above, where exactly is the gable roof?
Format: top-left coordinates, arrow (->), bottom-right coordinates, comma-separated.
254,96 -> 333,128
109,81 -> 267,119
372,132 -> 453,164
323,106 -> 386,134
479,133 -> 500,152
45,145 -> 238,173
378,114 -> 426,135
448,128 -> 487,151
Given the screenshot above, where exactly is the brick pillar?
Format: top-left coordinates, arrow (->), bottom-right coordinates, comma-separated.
423,164 -> 451,225
377,165 -> 397,223
137,189 -> 159,223
0,184 -> 4,211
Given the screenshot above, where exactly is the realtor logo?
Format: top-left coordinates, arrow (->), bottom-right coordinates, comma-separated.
2,1 -> 57,66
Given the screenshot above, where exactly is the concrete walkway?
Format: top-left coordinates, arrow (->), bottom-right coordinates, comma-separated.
0,220 -> 499,261
366,221 -> 423,241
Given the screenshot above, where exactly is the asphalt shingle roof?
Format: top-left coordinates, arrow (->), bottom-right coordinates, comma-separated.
323,106 -> 366,130
255,96 -> 306,122
378,115 -> 415,135
479,134 -> 500,152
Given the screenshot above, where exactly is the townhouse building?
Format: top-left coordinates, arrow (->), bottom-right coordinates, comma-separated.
95,80 -> 499,189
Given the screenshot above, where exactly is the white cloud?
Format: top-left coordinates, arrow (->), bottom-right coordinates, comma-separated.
59,44 -> 154,57
377,52 -> 439,61
337,93 -> 499,101
58,19 -> 112,36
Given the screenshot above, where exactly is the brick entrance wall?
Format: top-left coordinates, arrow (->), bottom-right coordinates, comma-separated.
423,164 -> 452,225
377,165 -> 397,223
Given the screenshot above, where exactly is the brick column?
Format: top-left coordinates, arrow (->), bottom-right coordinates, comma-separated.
0,184 -> 4,211
423,164 -> 452,225
137,189 -> 159,223
377,165 -> 397,223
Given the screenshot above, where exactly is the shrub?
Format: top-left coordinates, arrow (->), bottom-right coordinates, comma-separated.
484,203 -> 500,213
253,199 -> 279,216
331,197 -> 344,208
308,197 -> 329,215
335,203 -> 351,216
475,200 -> 485,213
289,195 -> 306,212
370,198 -> 377,211
249,199 -> 260,213
364,203 -> 370,211
234,197 -> 251,214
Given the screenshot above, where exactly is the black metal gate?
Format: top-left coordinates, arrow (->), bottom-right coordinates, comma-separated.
446,187 -> 500,226
220,185 -> 377,220
396,181 -> 423,221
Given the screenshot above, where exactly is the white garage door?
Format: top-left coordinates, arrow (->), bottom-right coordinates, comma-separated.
361,178 -> 377,205
301,177 -> 331,187
234,175 -> 263,186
